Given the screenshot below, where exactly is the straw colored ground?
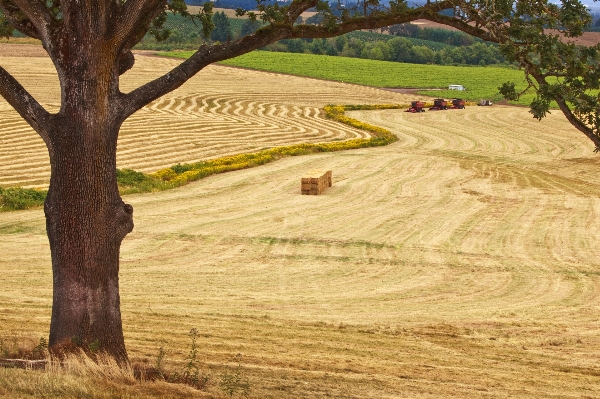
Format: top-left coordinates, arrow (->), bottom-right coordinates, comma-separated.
1,45 -> 600,398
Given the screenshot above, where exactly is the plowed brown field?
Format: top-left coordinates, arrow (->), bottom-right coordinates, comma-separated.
1,49 -> 599,398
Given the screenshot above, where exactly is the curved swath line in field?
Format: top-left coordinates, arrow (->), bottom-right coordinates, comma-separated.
290,106 -> 303,119
186,95 -> 201,114
117,123 -> 342,169
0,166 -> 48,180
398,185 -> 572,311
208,98 -> 224,115
486,112 -> 571,156
345,110 -> 441,150
119,126 -> 328,164
356,109 -> 543,158
232,100 -> 247,116
243,101 -> 257,116
151,97 -> 177,114
0,117 -> 32,129
127,118 -> 252,132
436,116 -> 501,153
277,106 -> 289,120
117,124 -> 247,148
281,116 -> 367,140
173,97 -> 192,114
223,98 -> 241,116
0,149 -> 47,164
145,98 -> 165,112
562,198 -> 600,264
324,158 -> 454,242
144,95 -> 371,142
0,163 -> 48,174
118,123 -> 268,145
0,135 -> 46,150
460,114 -> 543,156
1,178 -> 48,188
266,104 -> 278,118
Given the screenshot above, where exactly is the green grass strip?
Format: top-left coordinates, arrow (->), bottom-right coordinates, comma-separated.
0,104 -> 399,211
0,187 -> 47,212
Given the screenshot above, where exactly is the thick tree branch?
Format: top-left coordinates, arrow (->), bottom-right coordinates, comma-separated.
0,66 -> 52,144
10,0 -> 54,39
286,0 -> 318,22
113,0 -> 166,47
119,25 -> 289,118
0,0 -> 39,38
554,95 -> 600,150
420,12 -> 500,43
120,0 -> 465,116
528,70 -> 600,150
118,50 -> 135,76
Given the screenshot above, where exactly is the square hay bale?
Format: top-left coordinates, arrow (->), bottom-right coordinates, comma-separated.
301,170 -> 332,195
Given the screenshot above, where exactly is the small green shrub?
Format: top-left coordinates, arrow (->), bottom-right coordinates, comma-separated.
0,187 -> 46,211
116,168 -> 169,194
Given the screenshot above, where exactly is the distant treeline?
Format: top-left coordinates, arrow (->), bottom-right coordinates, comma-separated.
386,23 -> 482,47
265,35 -> 504,66
136,11 -> 506,66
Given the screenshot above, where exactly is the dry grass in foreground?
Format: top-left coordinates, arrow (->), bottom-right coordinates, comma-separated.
0,351 -> 208,398
1,51 -> 600,398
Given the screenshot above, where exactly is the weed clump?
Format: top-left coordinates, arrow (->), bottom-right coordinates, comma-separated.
220,355 -> 251,397
167,328 -> 209,390
0,187 -> 46,211
0,336 -> 47,360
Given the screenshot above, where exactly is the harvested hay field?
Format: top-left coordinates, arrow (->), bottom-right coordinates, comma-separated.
0,49 -> 413,188
1,49 -> 600,398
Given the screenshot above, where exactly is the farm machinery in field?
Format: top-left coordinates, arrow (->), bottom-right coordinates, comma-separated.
429,98 -> 448,110
432,98 -> 466,109
449,98 -> 466,109
405,101 -> 426,113
406,98 -> 467,112
478,99 -> 493,106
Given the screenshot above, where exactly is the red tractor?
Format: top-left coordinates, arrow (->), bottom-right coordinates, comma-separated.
406,101 -> 426,113
429,98 -> 448,110
449,98 -> 466,109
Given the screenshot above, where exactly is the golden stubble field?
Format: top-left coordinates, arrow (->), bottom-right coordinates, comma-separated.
0,45 -> 599,398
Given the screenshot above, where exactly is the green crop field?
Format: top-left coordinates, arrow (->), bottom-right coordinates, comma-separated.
160,50 -> 537,105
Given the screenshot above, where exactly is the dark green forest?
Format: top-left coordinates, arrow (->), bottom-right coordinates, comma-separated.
132,11 -> 506,66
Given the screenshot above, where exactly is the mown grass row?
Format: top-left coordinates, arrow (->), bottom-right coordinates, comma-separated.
0,104 -> 400,211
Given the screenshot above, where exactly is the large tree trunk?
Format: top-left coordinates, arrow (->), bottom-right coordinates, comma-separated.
45,114 -> 133,361
44,51 -> 133,361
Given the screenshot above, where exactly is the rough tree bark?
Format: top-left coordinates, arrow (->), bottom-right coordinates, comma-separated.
40,18 -> 135,361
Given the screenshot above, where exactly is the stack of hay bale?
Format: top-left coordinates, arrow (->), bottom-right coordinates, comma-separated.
301,170 -> 332,195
